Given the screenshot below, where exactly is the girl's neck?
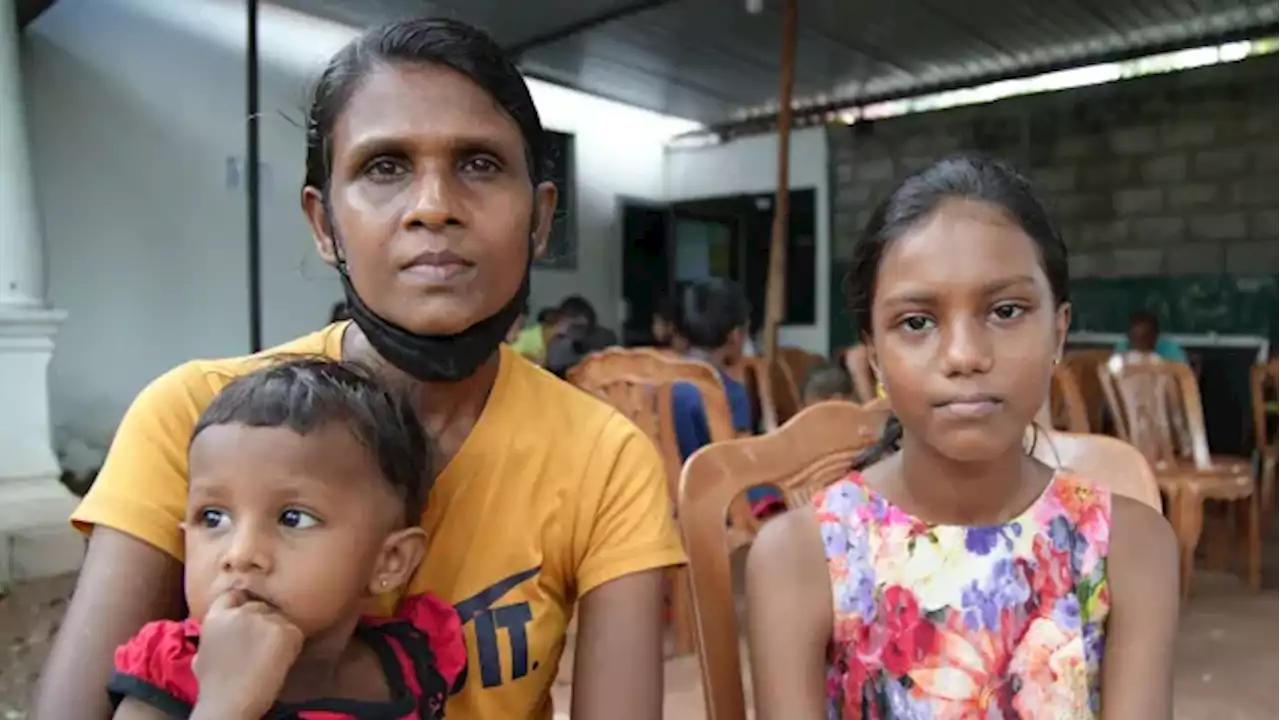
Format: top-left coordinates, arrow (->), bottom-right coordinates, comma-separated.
891,432 -> 1049,526
278,621 -> 383,703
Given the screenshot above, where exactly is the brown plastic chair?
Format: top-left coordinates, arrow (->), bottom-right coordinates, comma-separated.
1061,349 -> 1112,432
1031,430 -> 1163,512
1250,359 -> 1278,528
677,400 -> 887,720
1099,360 -> 1259,598
1047,363 -> 1090,434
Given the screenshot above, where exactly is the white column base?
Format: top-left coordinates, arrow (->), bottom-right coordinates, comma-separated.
0,305 -> 82,585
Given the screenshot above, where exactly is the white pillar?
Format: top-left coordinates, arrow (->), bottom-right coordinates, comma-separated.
0,0 -> 80,585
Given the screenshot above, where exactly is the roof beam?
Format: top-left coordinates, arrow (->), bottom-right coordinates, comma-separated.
699,20 -> 1278,139
504,0 -> 677,58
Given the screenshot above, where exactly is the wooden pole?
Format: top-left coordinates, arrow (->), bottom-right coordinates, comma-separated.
762,0 -> 797,361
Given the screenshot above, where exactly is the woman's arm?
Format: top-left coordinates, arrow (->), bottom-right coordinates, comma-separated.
571,569 -> 667,720
746,508 -> 832,720
1100,495 -> 1179,719
36,528 -> 185,720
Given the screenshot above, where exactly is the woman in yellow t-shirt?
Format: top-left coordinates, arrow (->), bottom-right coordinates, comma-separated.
37,18 -> 684,720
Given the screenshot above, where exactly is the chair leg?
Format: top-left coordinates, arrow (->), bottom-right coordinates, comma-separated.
1177,489 -> 1206,601
1263,456 -> 1278,534
1245,493 -> 1262,591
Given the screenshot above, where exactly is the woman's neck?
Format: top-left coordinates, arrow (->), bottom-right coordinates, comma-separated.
890,432 -> 1048,526
342,323 -> 501,461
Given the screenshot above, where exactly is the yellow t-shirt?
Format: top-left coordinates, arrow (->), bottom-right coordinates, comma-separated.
71,323 -> 686,719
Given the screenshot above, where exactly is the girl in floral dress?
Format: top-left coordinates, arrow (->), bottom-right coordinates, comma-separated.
745,155 -> 1178,719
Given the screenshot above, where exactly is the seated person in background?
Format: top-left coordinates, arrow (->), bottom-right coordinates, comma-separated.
510,306 -> 557,364
650,300 -> 679,350
671,279 -> 781,516
545,295 -> 619,377
801,362 -> 855,406
1113,310 -> 1188,363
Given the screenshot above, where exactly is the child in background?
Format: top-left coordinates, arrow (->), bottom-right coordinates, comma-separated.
109,358 -> 465,719
800,362 -> 855,406
745,155 -> 1178,718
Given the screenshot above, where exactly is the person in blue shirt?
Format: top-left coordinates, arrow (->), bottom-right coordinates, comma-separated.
1114,310 -> 1188,363
669,279 -> 782,514
670,279 -> 754,455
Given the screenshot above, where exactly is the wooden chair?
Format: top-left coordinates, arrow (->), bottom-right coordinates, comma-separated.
1048,363 -> 1090,434
739,356 -> 779,433
1250,358 -> 1278,528
1061,349 -> 1112,432
1031,430 -> 1163,512
1099,360 -> 1259,598
677,400 -> 887,720
840,345 -> 877,403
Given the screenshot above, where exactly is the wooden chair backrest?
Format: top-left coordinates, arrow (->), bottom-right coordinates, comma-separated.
1250,358 -> 1278,453
1048,363 -> 1090,433
1061,349 -> 1111,432
739,356 -> 779,433
569,348 -> 735,442
769,347 -> 825,425
840,345 -> 877,403
677,400 -> 887,720
1100,359 -> 1209,471
1032,430 -> 1163,512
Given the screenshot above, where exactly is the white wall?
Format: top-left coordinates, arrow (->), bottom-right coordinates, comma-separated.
663,128 -> 831,354
24,0 -> 697,448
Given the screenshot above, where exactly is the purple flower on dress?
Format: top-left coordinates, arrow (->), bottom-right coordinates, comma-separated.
965,522 -> 1023,555
835,528 -> 877,619
961,558 -> 1031,630
884,678 -> 932,720
821,522 -> 848,559
1052,594 -> 1082,631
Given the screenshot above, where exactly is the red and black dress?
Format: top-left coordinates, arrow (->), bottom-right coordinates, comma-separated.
108,595 -> 468,719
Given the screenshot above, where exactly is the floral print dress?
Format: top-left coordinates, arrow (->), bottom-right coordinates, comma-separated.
813,471 -> 1111,719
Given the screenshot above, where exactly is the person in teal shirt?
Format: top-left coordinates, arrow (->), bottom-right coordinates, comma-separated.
1113,311 -> 1188,362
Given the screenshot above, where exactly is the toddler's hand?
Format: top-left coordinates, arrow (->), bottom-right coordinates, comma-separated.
192,589 -> 304,719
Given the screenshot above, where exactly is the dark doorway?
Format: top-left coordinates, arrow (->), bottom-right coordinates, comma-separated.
621,202 -> 672,346
620,189 -> 818,346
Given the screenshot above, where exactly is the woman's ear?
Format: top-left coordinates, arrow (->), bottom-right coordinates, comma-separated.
302,187 -> 339,267
531,181 -> 559,261
368,526 -> 428,597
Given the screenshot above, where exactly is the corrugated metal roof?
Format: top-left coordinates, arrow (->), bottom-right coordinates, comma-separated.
273,0 -> 1278,126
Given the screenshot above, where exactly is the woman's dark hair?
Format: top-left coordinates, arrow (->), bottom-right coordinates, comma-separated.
303,18 -> 547,195
846,154 -> 1069,469
192,357 -> 433,526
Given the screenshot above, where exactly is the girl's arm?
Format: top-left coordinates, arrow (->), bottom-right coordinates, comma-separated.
571,569 -> 667,720
745,508 -> 833,720
36,528 -> 186,720
1100,495 -> 1179,718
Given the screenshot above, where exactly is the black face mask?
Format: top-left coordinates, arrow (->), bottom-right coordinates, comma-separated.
336,246 -> 531,384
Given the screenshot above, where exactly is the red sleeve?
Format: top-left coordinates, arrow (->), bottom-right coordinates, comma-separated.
396,594 -> 467,692
108,619 -> 200,709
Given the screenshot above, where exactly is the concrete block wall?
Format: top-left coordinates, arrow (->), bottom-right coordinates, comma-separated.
829,56 -> 1278,278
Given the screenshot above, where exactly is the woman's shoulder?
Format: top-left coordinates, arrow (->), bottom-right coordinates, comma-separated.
500,346 -> 653,447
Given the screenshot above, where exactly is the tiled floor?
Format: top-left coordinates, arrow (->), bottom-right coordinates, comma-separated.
3,570 -> 1276,718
